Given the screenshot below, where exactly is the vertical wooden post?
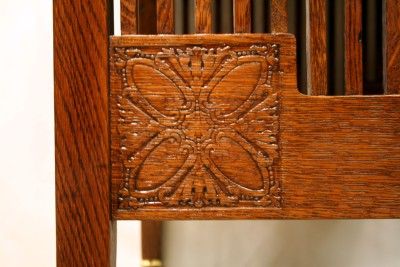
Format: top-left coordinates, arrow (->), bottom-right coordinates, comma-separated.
270,0 -> 288,33
234,0 -> 251,33
195,0 -> 213,33
54,0 -> 116,266
306,0 -> 328,95
383,0 -> 400,94
344,0 -> 363,95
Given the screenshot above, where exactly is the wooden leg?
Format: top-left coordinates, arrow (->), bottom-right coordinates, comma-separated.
141,221 -> 163,267
54,0 -> 116,266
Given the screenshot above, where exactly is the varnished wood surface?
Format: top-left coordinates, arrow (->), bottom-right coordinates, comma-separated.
384,0 -> 400,94
138,0 -> 157,34
110,34 -> 288,218
54,0 -> 116,266
157,0 -> 174,34
121,0 -> 138,34
306,0 -> 328,95
122,1 -> 166,262
110,34 -> 400,220
345,0 -> 363,95
270,0 -> 288,33
142,221 -> 163,260
234,0 -> 251,33
195,0 -> 212,33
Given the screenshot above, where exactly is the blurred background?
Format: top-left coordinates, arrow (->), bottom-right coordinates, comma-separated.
0,0 -> 399,266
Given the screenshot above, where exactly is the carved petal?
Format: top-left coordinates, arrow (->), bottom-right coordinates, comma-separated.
136,138 -> 186,191
132,64 -> 185,117
209,62 -> 261,115
210,136 -> 264,190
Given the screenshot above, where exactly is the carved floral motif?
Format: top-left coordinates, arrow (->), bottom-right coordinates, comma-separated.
112,44 -> 282,209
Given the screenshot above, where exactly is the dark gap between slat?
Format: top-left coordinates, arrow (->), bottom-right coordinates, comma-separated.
252,0 -> 266,33
109,0 -> 114,35
187,0 -> 195,34
138,0 -> 157,34
265,0 -> 271,33
214,0 -> 220,33
215,0 -> 233,33
362,0 -> 383,95
288,0 -> 307,94
327,0 -> 344,95
174,0 -> 184,34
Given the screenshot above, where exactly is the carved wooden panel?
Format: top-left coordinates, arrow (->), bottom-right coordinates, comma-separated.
111,34 -> 400,220
110,35 -> 293,217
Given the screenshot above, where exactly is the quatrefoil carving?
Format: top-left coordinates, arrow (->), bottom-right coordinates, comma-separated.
111,44 -> 282,209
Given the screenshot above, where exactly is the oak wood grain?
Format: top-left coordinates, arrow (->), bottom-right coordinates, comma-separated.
383,0 -> 400,94
345,0 -> 363,95
110,34 -> 400,220
270,0 -> 288,33
195,0 -> 213,33
157,0 -> 175,34
121,0 -> 138,34
54,0 -> 116,266
306,0 -> 328,95
234,0 -> 251,33
123,1 -> 166,262
110,34 -> 285,218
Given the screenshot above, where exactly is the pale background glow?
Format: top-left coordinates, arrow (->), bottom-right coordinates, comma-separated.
0,1 -> 399,266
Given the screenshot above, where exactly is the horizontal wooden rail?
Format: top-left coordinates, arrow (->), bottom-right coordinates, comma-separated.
110,34 -> 400,220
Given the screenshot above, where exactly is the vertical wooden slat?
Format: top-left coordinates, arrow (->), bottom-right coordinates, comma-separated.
234,0 -> 251,33
383,0 -> 400,94
136,1 -> 164,264
157,0 -> 175,33
54,0 -> 116,266
141,220 -> 163,266
195,0 -> 213,33
121,0 -> 138,34
306,0 -> 328,95
141,221 -> 163,266
122,0 -> 164,263
344,0 -> 363,95
270,0 -> 288,32
138,0 -> 157,34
